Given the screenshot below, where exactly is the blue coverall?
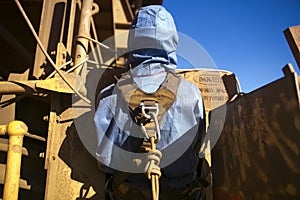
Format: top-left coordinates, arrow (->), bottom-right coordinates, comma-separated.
94,5 -> 205,190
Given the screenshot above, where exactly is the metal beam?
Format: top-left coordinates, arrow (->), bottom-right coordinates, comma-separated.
0,81 -> 32,94
74,0 -> 94,74
0,74 -> 82,95
284,25 -> 300,70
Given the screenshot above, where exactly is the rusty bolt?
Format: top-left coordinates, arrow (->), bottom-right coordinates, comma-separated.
43,115 -> 49,122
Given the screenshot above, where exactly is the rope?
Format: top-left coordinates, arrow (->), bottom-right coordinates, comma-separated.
138,102 -> 162,200
142,109 -> 162,200
145,137 -> 162,200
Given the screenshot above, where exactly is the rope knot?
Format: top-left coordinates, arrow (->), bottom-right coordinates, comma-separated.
145,149 -> 162,179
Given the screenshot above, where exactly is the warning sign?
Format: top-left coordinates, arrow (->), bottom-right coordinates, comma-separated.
176,69 -> 234,111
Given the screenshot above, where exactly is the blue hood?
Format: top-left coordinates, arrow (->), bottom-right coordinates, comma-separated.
127,5 -> 178,70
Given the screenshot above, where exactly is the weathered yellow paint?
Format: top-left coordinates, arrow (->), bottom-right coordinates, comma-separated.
0,125 -> 7,135
2,121 -> 27,200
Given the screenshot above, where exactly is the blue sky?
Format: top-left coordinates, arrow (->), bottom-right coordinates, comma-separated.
163,0 -> 300,92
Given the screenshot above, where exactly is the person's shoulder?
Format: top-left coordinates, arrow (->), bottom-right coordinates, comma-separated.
95,84 -> 116,105
178,76 -> 202,97
179,76 -> 199,89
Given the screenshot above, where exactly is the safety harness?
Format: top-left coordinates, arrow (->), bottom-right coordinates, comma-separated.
116,71 -> 180,125
114,71 -> 180,200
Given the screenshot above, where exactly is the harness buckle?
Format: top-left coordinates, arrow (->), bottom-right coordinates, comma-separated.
140,101 -> 159,119
140,101 -> 161,143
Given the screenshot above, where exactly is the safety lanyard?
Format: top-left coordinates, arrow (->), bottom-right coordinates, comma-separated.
140,101 -> 162,200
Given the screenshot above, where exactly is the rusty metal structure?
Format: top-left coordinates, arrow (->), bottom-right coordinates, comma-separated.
0,0 -> 299,199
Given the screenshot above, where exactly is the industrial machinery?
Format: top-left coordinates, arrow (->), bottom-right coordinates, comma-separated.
0,0 -> 299,199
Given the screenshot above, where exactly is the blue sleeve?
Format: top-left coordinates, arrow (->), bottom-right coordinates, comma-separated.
94,95 -> 116,171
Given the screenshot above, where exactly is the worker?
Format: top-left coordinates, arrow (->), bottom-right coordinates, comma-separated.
94,2 -> 206,200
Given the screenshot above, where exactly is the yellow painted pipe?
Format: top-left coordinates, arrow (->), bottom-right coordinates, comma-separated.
1,121 -> 28,200
0,81 -> 29,94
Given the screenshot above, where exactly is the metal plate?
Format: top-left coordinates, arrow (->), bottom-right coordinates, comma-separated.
211,74 -> 300,199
